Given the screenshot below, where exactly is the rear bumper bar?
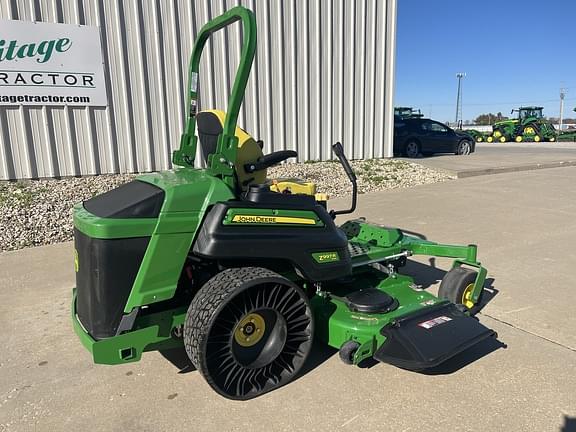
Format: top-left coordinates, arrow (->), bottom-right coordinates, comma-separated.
71,289 -> 186,365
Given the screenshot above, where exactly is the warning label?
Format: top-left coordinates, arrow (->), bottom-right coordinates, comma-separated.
417,316 -> 452,329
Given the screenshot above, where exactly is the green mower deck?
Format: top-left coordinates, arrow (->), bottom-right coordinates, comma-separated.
71,6 -> 497,400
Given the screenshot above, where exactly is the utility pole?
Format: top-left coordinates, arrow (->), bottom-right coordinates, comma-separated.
559,87 -> 566,132
455,73 -> 466,127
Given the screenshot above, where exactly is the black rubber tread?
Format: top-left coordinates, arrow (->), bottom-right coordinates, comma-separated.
438,267 -> 481,315
184,267 -> 313,400
404,140 -> 421,158
339,340 -> 360,365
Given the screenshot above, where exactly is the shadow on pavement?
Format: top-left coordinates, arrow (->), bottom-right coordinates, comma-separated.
159,340 -> 337,380
297,342 -> 338,377
159,347 -> 196,374
476,277 -> 499,313
422,336 -> 507,376
402,258 -> 447,289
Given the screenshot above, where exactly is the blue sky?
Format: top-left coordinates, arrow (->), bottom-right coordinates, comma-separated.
395,0 -> 575,123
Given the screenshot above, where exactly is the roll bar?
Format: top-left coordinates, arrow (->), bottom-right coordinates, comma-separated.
173,6 -> 256,187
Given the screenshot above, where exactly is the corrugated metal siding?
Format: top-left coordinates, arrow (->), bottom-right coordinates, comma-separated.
0,0 -> 396,180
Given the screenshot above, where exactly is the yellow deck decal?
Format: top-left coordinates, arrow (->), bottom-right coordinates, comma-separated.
231,215 -> 316,225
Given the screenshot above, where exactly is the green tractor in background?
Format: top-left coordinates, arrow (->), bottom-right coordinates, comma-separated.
489,106 -> 557,143
557,107 -> 576,142
462,129 -> 487,143
394,107 -> 424,119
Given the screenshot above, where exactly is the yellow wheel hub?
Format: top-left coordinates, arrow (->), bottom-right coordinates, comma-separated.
487,136 -> 493,143
461,283 -> 475,309
515,136 -> 523,142
534,135 -> 541,142
549,137 -> 556,142
499,136 -> 506,143
494,131 -> 502,138
234,313 -> 266,347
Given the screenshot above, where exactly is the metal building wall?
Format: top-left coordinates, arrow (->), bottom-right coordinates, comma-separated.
0,0 -> 397,181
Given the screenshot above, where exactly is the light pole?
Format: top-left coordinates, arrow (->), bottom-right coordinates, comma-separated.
559,87 -> 566,132
455,72 -> 466,127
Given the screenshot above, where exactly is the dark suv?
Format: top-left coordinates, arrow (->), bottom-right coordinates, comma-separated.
394,116 -> 475,158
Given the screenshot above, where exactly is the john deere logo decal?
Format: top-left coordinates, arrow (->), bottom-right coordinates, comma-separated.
231,215 -> 316,225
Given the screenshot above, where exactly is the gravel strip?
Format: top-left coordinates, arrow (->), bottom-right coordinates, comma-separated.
0,160 -> 452,251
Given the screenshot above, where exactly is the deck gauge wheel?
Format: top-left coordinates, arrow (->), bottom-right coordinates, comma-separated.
438,267 -> 483,316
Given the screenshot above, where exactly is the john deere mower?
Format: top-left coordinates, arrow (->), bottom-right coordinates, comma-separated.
489,106 -> 557,143
72,7 -> 496,400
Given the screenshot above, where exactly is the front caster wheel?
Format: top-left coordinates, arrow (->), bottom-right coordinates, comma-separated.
184,267 -> 314,400
339,340 -> 361,365
438,267 -> 482,315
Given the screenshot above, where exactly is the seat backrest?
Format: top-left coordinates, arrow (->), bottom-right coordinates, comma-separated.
196,110 -> 266,188
196,111 -> 223,164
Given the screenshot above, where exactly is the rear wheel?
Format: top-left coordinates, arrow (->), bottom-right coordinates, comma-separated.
438,267 -> 482,315
499,136 -> 507,143
456,140 -> 472,155
184,267 -> 314,400
515,135 -> 523,142
486,136 -> 494,143
549,136 -> 556,142
404,140 -> 420,158
533,135 -> 541,142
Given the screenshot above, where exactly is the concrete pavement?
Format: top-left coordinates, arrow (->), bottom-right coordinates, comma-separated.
404,141 -> 576,178
2,167 -> 576,431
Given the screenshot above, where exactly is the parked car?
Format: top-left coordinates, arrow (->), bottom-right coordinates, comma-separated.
394,116 -> 475,157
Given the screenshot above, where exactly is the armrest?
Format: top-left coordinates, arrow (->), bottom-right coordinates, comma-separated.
244,150 -> 297,173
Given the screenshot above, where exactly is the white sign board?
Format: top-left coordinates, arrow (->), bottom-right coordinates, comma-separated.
0,20 -> 107,106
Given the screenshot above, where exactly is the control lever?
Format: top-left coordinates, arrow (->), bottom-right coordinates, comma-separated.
330,142 -> 357,218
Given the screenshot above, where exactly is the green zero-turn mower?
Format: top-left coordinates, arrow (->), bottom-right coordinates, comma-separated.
71,6 -> 497,400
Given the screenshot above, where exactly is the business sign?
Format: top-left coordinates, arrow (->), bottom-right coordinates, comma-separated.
0,20 -> 107,106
